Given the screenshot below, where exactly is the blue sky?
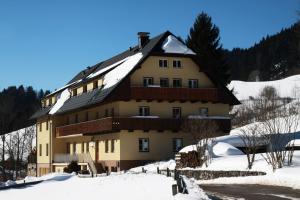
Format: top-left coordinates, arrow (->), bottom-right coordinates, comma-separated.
0,0 -> 299,91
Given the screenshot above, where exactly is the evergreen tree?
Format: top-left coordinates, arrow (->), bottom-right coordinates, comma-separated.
186,12 -> 230,84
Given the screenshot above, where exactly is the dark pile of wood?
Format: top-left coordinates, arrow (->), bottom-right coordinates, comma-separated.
176,151 -> 201,168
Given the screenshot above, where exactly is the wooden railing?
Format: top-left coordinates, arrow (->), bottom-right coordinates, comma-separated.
130,87 -> 230,103
56,117 -> 231,137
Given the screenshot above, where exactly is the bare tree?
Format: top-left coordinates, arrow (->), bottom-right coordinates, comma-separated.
182,118 -> 220,167
257,86 -> 300,171
239,123 -> 263,169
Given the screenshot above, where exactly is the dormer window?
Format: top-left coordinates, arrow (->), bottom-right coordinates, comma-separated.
83,85 -> 87,93
159,59 -> 168,68
173,60 -> 181,68
73,89 -> 77,96
93,81 -> 98,89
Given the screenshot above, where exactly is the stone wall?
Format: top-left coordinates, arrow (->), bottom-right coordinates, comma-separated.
178,169 -> 266,180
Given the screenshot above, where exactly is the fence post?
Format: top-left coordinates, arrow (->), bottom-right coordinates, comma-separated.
167,167 -> 170,177
172,184 -> 178,196
157,167 -> 160,174
174,169 -> 178,180
177,176 -> 183,193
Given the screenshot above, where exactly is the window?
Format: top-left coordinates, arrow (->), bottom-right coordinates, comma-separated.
111,108 -> 115,117
143,77 -> 154,87
173,60 -> 182,68
73,142 -> 76,154
139,106 -> 150,116
173,138 -> 183,152
172,107 -> 181,119
111,139 -> 115,153
139,138 -> 149,152
46,143 -> 49,156
81,142 -> 84,153
66,116 -> 70,125
46,120 -> 49,131
49,98 -> 52,106
199,107 -> 208,116
173,79 -> 182,88
86,142 -> 89,153
105,140 -> 109,153
105,109 -> 109,117
73,89 -> 77,96
95,112 -> 99,119
85,112 -> 89,121
83,85 -> 87,93
75,114 -> 79,123
93,81 -> 98,89
66,143 -> 70,154
160,78 -> 169,87
189,79 -> 198,88
39,123 -> 42,132
159,59 -> 168,68
39,144 -> 42,156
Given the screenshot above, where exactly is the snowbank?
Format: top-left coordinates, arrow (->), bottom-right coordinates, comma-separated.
162,35 -> 195,55
213,142 -> 244,157
0,172 -> 209,200
228,74 -> 300,100
129,160 -> 176,173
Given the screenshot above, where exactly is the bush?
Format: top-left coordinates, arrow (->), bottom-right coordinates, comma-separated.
63,161 -> 81,173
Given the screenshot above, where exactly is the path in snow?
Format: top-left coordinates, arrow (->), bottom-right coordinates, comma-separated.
201,184 -> 300,200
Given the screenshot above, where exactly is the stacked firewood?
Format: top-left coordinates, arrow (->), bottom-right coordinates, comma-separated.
176,151 -> 201,168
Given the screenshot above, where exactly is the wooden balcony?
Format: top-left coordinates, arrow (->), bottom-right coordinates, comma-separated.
129,86 -> 230,103
56,117 -> 231,137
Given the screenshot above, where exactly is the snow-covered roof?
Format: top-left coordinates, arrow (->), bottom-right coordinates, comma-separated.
162,35 -> 195,55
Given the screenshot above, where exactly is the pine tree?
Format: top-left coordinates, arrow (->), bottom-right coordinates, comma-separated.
186,12 -> 230,84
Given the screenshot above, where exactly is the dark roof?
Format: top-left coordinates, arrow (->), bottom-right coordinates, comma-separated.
31,31 -> 239,119
30,106 -> 52,119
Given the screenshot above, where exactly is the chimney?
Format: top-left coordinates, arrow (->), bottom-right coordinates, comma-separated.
138,32 -> 150,49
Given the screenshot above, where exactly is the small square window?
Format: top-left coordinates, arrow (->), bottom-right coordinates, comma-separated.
105,140 -> 109,153
73,89 -> 77,96
173,60 -> 182,68
159,59 -> 168,68
172,107 -> 181,119
173,138 -> 183,152
139,106 -> 150,116
139,138 -> 149,152
111,139 -> 115,153
199,108 -> 208,116
143,77 -> 154,87
93,81 -> 98,89
189,79 -> 199,88
173,79 -> 182,88
160,78 -> 169,87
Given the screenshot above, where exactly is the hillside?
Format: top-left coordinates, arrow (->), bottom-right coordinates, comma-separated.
225,22 -> 300,81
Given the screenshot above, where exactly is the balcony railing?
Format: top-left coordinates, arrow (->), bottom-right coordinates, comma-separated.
129,86 -> 230,103
56,117 -> 231,137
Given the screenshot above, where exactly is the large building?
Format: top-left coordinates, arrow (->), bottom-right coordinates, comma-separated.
31,31 -> 239,176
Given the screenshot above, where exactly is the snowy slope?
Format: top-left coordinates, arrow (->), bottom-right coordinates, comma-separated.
228,75 -> 300,100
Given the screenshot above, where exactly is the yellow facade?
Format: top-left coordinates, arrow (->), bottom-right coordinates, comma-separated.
36,55 -> 232,175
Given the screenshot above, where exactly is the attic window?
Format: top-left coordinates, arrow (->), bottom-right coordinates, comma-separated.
173,60 -> 182,68
159,59 -> 168,68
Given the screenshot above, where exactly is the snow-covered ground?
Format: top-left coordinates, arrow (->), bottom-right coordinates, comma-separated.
228,74 -> 300,100
0,172 -> 209,200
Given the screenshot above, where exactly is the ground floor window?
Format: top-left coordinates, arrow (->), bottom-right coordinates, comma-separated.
173,138 -> 183,152
139,106 -> 150,116
139,138 -> 149,152
105,140 -> 109,153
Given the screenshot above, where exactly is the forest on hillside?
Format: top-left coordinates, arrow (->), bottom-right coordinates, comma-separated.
225,22 -> 300,81
0,86 -> 50,134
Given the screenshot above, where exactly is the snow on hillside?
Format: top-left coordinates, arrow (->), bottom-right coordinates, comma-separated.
228,75 -> 300,100
0,172 -> 209,200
